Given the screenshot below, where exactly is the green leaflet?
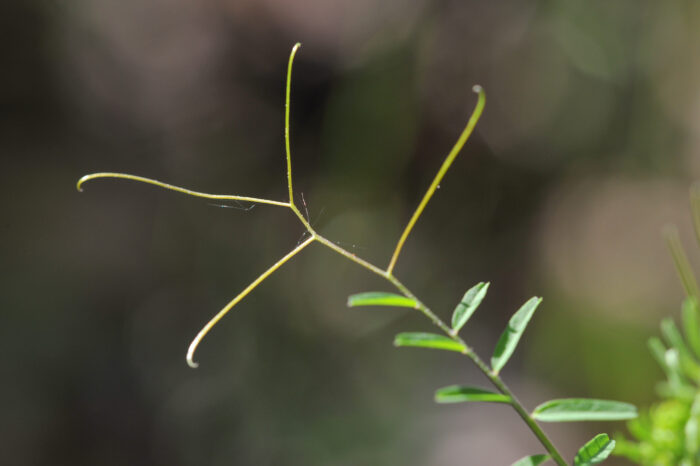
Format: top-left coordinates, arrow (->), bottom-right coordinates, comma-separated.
532,398 -> 638,422
491,297 -> 542,373
574,433 -> 615,465
511,454 -> 549,466
347,292 -> 418,308
451,282 -> 489,333
434,385 -> 510,404
393,333 -> 466,352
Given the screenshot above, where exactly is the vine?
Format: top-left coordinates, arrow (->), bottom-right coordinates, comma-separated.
78,43 -> 636,465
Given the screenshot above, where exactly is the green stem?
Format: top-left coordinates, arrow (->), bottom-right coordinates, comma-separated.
78,174 -> 568,465
186,236 -> 314,368
311,237 -> 568,465
386,86 -> 485,274
394,280 -> 567,465
77,173 -> 290,207
79,43 -> 567,464
487,371 -> 568,466
285,43 -> 302,205
313,234 -> 390,280
278,63 -> 562,460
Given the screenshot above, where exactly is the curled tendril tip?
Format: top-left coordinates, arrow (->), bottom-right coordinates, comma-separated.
76,175 -> 90,192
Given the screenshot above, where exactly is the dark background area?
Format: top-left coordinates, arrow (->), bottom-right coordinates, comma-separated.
3,0 -> 700,464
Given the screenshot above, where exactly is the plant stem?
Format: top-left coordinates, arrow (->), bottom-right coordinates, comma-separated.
309,233 -> 568,465
392,281 -> 567,466
488,375 -> 568,466
285,43 -> 302,205
186,236 -> 314,368
284,83 -> 564,459
77,173 -> 290,207
79,43 -> 567,464
81,172 -> 569,463
386,85 -> 485,275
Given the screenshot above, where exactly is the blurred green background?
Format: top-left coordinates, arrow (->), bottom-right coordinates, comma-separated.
3,0 -> 700,464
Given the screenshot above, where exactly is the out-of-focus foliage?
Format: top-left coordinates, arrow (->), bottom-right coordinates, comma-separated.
616,396 -> 700,465
616,191 -> 700,465
615,295 -> 700,466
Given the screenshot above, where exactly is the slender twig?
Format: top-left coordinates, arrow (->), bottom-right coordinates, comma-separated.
285,43 -> 301,205
77,43 -> 567,465
187,236 -> 313,368
308,243 -> 568,466
77,173 -> 290,207
386,86 -> 486,275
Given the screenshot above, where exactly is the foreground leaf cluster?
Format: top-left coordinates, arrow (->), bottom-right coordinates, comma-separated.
349,284 -> 635,465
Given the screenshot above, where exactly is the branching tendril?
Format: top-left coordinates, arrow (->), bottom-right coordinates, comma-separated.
76,42 -> 570,466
